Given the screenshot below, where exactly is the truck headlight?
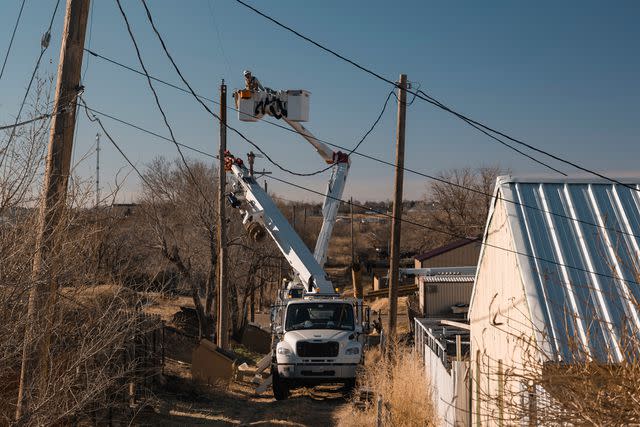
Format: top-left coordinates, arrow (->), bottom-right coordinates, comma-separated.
345,347 -> 360,355
277,347 -> 291,355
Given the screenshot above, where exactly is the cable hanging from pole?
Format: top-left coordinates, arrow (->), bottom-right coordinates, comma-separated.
231,0 -> 640,191
137,0 -> 333,178
84,101 -> 640,243
84,110 -> 640,288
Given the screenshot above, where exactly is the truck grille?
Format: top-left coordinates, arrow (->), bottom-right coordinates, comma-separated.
296,341 -> 339,357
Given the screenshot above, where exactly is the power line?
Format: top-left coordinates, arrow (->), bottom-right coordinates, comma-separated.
81,83 -> 640,243
232,0 -> 640,190
80,97 -> 153,190
81,50 -> 638,241
84,48 -> 217,104
206,0 -> 232,77
83,47 -> 391,161
0,113 -> 51,131
115,0 -> 213,206
0,0 -> 27,81
349,90 -> 393,155
81,0 -> 95,82
138,0 -> 333,178
89,108 -> 640,288
0,0 -> 61,168
263,173 -> 640,286
82,104 -> 217,159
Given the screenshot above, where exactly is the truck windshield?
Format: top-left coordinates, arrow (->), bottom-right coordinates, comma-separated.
285,303 -> 355,331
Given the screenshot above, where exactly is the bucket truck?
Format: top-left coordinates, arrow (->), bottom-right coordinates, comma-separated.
227,75 -> 369,400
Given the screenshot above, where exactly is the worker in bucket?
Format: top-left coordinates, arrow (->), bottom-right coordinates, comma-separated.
244,70 -> 264,92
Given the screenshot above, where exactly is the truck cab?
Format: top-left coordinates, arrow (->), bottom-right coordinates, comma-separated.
271,298 -> 366,400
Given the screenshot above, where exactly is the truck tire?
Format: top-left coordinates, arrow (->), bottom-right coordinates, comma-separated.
272,368 -> 290,401
343,378 -> 356,394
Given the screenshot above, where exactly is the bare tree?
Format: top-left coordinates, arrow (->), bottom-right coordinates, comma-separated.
140,157 -> 218,340
427,165 -> 502,241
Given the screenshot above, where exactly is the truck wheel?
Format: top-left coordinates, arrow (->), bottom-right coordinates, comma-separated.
272,368 -> 290,401
343,378 -> 356,394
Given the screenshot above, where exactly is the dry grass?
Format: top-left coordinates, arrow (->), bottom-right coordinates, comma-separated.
336,345 -> 438,427
369,296 -> 408,313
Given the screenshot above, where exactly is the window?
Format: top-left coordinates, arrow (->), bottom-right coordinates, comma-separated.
285,303 -> 355,331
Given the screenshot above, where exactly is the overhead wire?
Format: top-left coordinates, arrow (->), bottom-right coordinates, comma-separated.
138,0 -> 332,178
81,0 -> 95,82
0,112 -> 52,131
85,105 -> 640,288
84,49 -> 640,241
232,0 -> 640,191
349,90 -> 393,155
79,97 -> 154,190
82,104 -> 217,160
0,0 -> 27,81
206,0 -> 232,77
262,173 -> 640,286
0,0 -> 61,168
115,0 -> 213,206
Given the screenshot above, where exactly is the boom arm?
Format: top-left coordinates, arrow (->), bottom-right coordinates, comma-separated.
226,155 -> 336,295
234,76 -> 351,268
283,119 -> 350,268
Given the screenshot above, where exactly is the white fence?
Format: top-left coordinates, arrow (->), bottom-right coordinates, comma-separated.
415,319 -> 470,427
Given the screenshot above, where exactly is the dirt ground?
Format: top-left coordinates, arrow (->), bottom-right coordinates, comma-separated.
132,266 -> 412,426
139,360 -> 349,426
136,297 -> 350,427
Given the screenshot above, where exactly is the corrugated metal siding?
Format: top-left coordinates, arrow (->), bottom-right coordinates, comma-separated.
503,179 -> 640,362
419,279 -> 473,317
422,275 -> 476,283
420,243 -> 481,268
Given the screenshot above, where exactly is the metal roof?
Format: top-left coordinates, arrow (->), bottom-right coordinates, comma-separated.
480,176 -> 640,363
414,237 -> 480,261
421,275 -> 475,283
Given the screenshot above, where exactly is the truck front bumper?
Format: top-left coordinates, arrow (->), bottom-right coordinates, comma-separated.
276,362 -> 358,379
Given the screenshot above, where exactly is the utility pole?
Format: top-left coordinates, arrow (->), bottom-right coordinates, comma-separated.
387,74 -> 407,339
351,196 -> 362,299
264,179 -> 268,193
216,80 -> 229,350
16,0 -> 90,421
292,204 -> 296,231
95,132 -> 100,208
350,197 -> 355,264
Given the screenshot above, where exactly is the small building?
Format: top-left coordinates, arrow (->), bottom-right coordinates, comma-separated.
414,237 -> 481,269
413,239 -> 481,318
417,268 -> 476,318
469,176 -> 640,425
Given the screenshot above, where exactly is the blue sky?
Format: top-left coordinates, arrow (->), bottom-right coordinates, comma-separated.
1,1 -> 639,202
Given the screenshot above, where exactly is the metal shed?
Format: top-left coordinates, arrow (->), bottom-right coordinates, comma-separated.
469,176 -> 640,425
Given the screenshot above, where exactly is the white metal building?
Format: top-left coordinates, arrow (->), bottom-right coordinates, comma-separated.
469,176 -> 640,425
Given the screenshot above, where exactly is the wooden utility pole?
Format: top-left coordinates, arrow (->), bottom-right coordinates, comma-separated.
350,197 -> 355,264
351,197 -> 363,299
303,207 -> 307,229
387,74 -> 407,339
216,80 -> 229,349
16,0 -> 90,421
95,132 -> 100,208
264,179 -> 268,193
292,204 -> 296,231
